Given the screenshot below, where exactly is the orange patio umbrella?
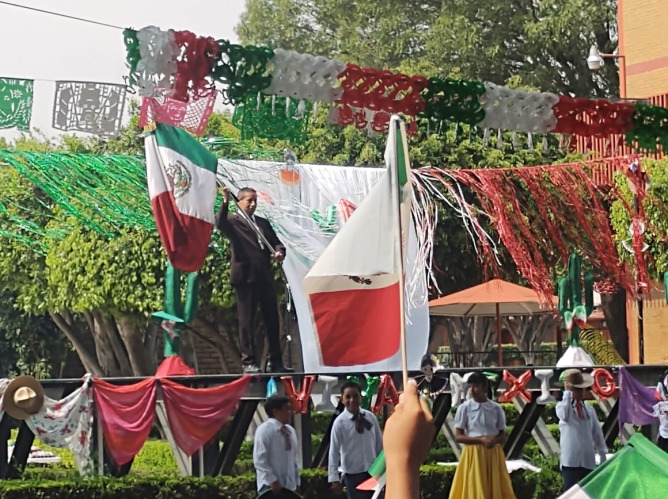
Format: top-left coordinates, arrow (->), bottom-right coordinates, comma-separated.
429,279 -> 557,366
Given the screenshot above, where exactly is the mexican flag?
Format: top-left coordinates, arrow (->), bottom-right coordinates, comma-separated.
558,434 -> 668,498
145,123 -> 217,272
302,116 -> 412,367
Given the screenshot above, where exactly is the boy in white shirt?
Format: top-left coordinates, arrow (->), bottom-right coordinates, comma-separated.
253,395 -> 301,498
328,381 -> 383,499
653,372 -> 668,453
556,369 -> 608,492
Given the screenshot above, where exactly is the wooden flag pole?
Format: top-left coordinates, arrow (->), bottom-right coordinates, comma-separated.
391,117 -> 409,388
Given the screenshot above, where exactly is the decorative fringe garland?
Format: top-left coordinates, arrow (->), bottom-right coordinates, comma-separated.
414,158 -> 641,302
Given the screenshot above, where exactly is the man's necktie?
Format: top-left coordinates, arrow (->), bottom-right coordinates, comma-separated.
352,412 -> 373,434
280,425 -> 292,450
575,400 -> 585,419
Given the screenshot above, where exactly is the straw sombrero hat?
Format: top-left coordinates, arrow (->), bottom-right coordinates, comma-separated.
560,369 -> 594,389
1,376 -> 45,420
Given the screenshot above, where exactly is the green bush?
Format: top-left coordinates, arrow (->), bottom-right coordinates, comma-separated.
0,466 -> 563,499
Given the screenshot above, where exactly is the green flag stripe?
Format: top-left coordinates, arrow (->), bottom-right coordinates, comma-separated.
154,123 -> 218,173
395,121 -> 408,187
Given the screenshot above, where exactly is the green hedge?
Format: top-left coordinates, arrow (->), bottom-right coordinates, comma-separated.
0,466 -> 564,499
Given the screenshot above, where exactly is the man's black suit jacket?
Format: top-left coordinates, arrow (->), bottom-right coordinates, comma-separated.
216,202 -> 286,286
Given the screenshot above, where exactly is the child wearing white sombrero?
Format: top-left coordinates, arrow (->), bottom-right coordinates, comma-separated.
556,369 -> 608,492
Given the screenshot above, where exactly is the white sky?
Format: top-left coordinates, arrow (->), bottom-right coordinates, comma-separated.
0,0 -> 247,140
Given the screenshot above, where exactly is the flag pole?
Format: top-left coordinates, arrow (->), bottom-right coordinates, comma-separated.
391,117 -> 409,388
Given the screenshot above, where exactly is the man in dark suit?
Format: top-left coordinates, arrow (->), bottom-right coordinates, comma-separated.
217,186 -> 291,373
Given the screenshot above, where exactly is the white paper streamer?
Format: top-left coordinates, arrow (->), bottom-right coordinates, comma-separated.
478,82 -> 559,134
263,49 -> 346,103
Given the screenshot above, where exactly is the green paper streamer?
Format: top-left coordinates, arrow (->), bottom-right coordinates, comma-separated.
212,40 -> 274,105
420,77 -> 486,125
232,94 -> 312,143
122,29 -> 141,86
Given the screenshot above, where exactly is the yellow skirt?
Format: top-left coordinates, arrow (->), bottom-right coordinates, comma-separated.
448,444 -> 516,499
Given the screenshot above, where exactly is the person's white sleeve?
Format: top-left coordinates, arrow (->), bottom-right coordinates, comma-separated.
556,391 -> 573,422
253,426 -> 277,484
591,409 -> 609,459
328,420 -> 342,483
373,415 -> 383,456
496,402 -> 507,432
454,402 -> 468,431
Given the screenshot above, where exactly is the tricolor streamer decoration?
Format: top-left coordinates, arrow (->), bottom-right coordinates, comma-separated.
122,25 -> 668,149
412,160 -> 638,303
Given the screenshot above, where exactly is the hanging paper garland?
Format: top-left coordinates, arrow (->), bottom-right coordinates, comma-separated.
419,77 -> 486,125
232,94 -> 312,142
551,97 -> 635,137
138,93 -> 216,136
120,26 -> 668,149
337,64 -> 427,116
212,40 -> 274,105
263,49 -> 346,103
171,30 -> 219,102
478,83 -> 559,133
133,26 -> 180,97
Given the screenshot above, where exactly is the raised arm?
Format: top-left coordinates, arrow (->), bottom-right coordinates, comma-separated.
215,187 -> 232,234
556,390 -> 574,423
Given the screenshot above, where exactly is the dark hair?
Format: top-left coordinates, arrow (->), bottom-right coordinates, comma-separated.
340,381 -> 362,395
467,372 -> 488,387
265,395 -> 291,418
237,187 -> 256,199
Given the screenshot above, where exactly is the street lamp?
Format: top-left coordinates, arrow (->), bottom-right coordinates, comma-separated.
586,45 -> 627,99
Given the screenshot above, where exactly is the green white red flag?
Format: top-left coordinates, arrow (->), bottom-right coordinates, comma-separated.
303,115 -> 412,366
145,123 -> 217,272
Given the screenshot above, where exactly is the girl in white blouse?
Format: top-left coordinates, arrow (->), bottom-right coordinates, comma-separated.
448,372 -> 516,499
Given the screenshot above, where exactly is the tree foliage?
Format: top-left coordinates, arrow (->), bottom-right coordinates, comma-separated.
0,112 -> 281,376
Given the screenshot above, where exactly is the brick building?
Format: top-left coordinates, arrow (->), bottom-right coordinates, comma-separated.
581,1 -> 668,364
620,0 -> 668,98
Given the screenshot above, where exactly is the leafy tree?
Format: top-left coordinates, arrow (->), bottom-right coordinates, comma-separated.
0,111 -> 285,376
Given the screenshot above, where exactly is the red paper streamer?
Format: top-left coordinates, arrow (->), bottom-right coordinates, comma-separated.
171,30 -> 219,103
432,159 -> 637,302
552,97 -> 635,137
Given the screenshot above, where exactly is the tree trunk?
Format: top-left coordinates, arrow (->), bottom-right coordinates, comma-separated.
505,315 -> 560,364
115,314 -> 157,376
50,311 -> 104,377
83,310 -> 124,377
442,316 -> 494,367
600,290 -> 630,362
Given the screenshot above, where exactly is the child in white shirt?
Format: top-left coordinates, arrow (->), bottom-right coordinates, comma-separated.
449,372 -> 515,499
653,373 -> 668,453
556,369 -> 608,492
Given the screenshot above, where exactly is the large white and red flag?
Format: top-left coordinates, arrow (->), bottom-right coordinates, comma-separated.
302,116 -> 413,366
